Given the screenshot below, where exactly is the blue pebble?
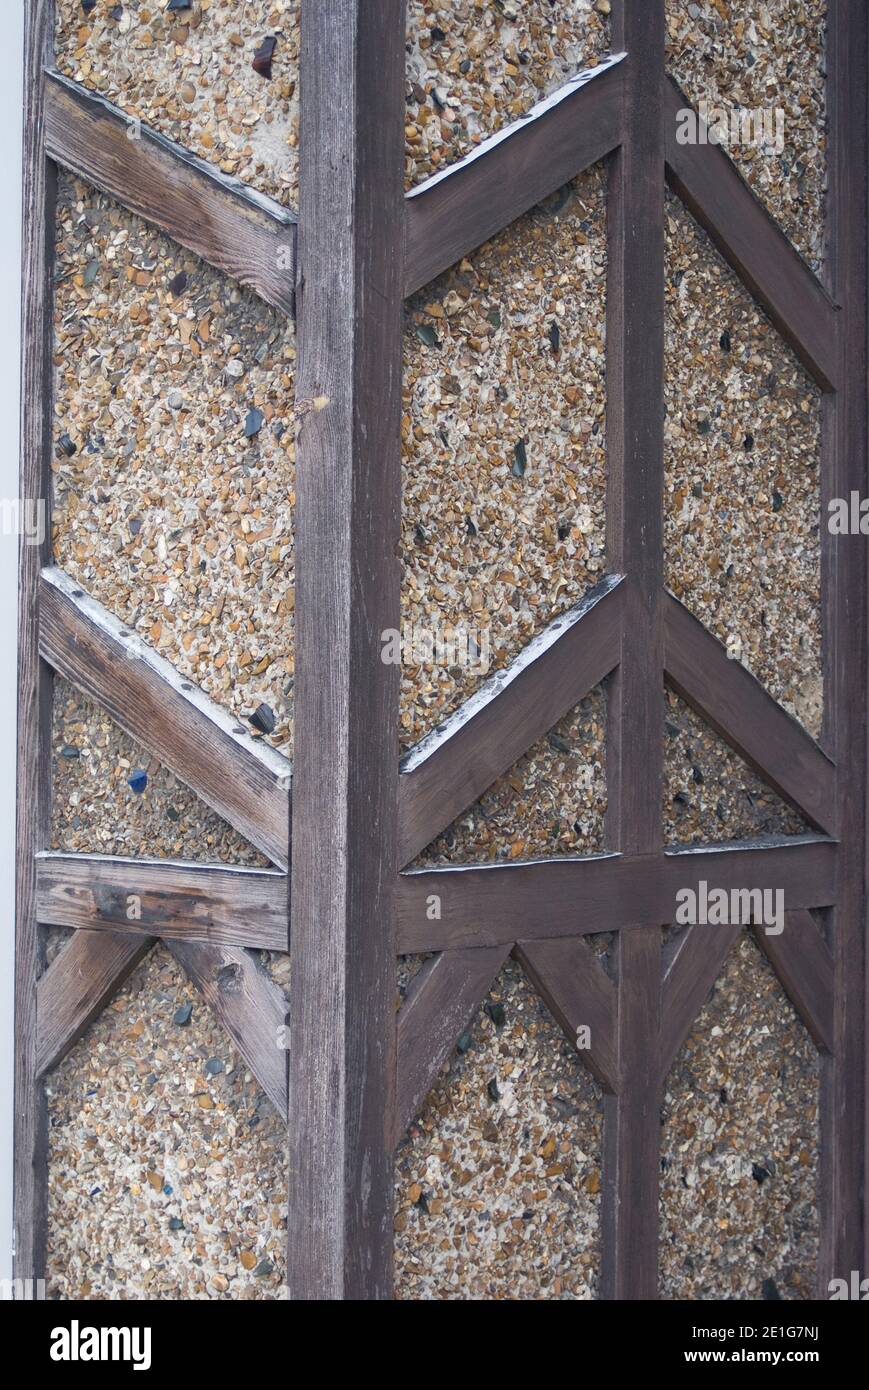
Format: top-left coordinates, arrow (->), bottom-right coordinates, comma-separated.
128,768 -> 148,794
244,407 -> 264,439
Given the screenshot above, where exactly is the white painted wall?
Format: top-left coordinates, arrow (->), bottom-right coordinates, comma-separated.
0,0 -> 25,1286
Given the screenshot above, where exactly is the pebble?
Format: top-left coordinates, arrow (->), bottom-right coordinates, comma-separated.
249,702 -> 275,735
253,36 -> 277,81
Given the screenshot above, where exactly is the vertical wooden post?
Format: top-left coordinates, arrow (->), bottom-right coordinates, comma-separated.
602,0 -> 665,1300
821,0 -> 868,1292
14,0 -> 55,1294
287,1 -> 406,1299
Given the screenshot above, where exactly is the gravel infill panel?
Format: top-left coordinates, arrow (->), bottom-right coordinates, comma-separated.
394,958 -> 602,1300
659,931 -> 819,1301
405,1 -> 610,188
665,0 -> 826,273
664,194 -> 822,740
55,0 -> 300,207
401,166 -> 607,748
53,176 -> 295,759
664,690 -> 808,845
416,686 -> 606,866
46,945 -> 288,1300
51,678 -> 268,865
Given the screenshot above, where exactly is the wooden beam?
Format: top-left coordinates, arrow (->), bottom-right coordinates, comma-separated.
167,941 -> 288,1121
602,929 -> 662,1300
39,567 -> 291,871
15,0 -> 55,1291
287,0 -> 405,1300
404,54 -> 625,296
36,928 -> 154,1078
664,76 -> 839,391
44,69 -> 296,318
659,922 -> 740,1083
395,945 -> 511,1143
601,0 -> 666,1300
819,0 -> 868,1292
514,937 -> 619,1092
398,575 -> 623,866
753,910 -> 834,1055
663,592 -> 837,836
395,836 -> 838,953
36,852 -> 288,952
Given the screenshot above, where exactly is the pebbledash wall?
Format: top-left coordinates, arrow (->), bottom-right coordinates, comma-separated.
41,0 -> 827,1299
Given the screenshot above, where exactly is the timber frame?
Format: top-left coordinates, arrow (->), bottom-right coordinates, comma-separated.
16,2 -> 868,1299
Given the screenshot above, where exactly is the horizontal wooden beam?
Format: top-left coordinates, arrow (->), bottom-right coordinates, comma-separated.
39,568 -> 291,869
753,908 -> 835,1054
514,937 -> 619,1092
36,928 -> 154,1077
663,591 -> 836,836
36,852 -> 288,952
398,575 -> 623,866
167,941 -> 288,1120
395,944 -> 511,1143
404,53 -> 625,296
664,76 -> 839,391
396,835 -> 837,952
44,69 -> 296,318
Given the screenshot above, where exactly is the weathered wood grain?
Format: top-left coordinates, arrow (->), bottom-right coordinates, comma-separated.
287,0 -> 405,1300
602,928 -> 661,1300
514,937 -> 619,1092
404,54 -> 625,296
664,76 -> 839,391
601,0 -> 666,1299
819,0 -> 868,1292
167,941 -> 288,1119
44,69 -> 296,317
39,567 -> 291,871
36,928 -> 154,1078
395,945 -> 512,1143
664,591 -> 837,836
36,852 -> 288,951
398,575 -> 623,866
396,836 -> 838,953
15,0 -> 55,1292
754,910 -> 834,1055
